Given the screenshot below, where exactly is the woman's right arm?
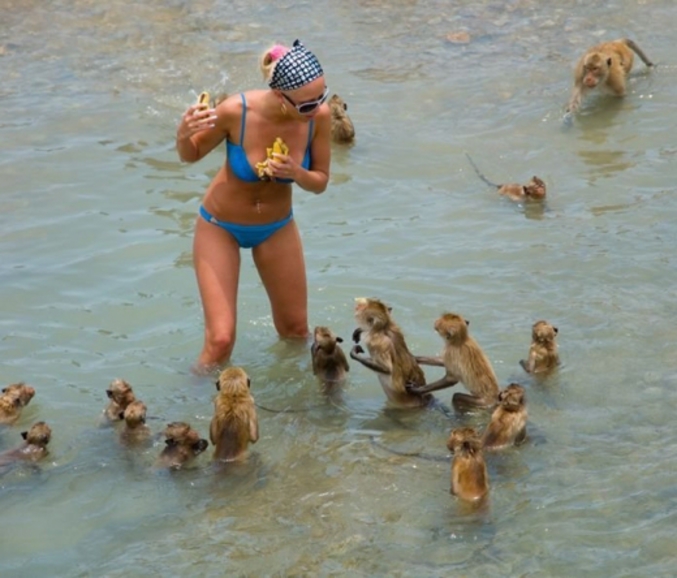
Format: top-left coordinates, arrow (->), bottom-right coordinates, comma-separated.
175,96 -> 237,163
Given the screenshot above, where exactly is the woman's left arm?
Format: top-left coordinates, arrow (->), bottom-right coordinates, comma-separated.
271,106 -> 331,194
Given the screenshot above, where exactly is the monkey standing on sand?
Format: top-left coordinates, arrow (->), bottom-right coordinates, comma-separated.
210,367 -> 259,462
407,312 -> 500,412
465,153 -> 546,202
482,384 -> 528,450
520,320 -> 560,375
350,297 -> 431,408
566,38 -> 653,114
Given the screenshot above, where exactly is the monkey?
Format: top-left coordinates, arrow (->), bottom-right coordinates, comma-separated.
465,153 -> 546,202
407,312 -> 500,412
447,427 -> 489,502
350,297 -> 431,408
481,384 -> 527,450
328,94 -> 355,145
566,38 -> 653,114
520,320 -> 560,375
119,400 -> 151,445
103,378 -> 136,422
0,382 -> 35,425
311,325 -> 350,392
0,421 -> 52,467
210,367 -> 258,463
156,422 -> 209,469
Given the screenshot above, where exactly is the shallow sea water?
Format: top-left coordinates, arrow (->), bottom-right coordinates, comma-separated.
1,0 -> 677,576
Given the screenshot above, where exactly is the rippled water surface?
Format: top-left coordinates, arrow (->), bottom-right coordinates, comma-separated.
2,0 -> 677,576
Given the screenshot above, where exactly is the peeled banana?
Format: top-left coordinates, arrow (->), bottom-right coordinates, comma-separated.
255,137 -> 290,179
197,91 -> 210,109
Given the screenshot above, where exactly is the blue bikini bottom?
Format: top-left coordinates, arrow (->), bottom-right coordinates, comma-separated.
199,205 -> 293,249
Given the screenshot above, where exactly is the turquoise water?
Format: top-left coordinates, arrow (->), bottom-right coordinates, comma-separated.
1,0 -> 677,576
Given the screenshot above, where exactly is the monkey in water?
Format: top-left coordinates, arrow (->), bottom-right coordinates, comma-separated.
0,421 -> 52,468
156,422 -> 209,469
103,378 -> 136,422
0,382 -> 36,425
328,94 -> 356,145
482,384 -> 527,451
407,312 -> 500,412
447,427 -> 489,502
520,320 -> 560,375
210,367 -> 258,463
119,400 -> 151,445
351,297 -> 431,408
566,38 -> 653,114
311,325 -> 350,392
465,153 -> 546,202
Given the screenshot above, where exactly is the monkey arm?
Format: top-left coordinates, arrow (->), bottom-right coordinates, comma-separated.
566,84 -> 584,114
208,418 -> 218,446
249,412 -> 259,443
350,345 -> 390,375
406,375 -> 458,395
519,359 -> 532,374
352,327 -> 363,343
414,355 -> 445,367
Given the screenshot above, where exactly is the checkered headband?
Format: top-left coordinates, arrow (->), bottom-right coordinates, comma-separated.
268,39 -> 324,91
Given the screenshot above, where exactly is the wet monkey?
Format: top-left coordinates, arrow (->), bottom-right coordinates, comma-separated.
465,153 -> 546,202
104,378 -> 136,422
520,320 -> 560,375
210,367 -> 258,462
350,297 -> 431,408
156,422 -> 209,469
0,382 -> 35,425
447,427 -> 489,502
119,400 -> 151,445
482,384 -> 528,450
311,325 -> 350,390
328,94 -> 355,145
407,312 -> 500,412
566,38 -> 653,114
0,421 -> 52,467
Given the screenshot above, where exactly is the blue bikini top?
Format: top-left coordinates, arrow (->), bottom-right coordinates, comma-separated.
226,93 -> 313,184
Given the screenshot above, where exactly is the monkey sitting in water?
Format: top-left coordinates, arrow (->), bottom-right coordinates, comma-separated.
0,421 -> 52,468
210,367 -> 258,463
566,38 -> 654,115
351,297 -> 431,408
407,312 -> 499,412
328,94 -> 355,145
465,153 -> 546,202
103,378 -> 136,422
119,400 -> 151,445
311,325 -> 350,392
156,422 -> 209,469
482,384 -> 528,451
447,427 -> 489,502
0,382 -> 36,425
520,320 -> 560,375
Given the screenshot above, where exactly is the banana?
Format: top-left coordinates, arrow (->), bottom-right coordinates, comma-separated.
255,137 -> 290,180
197,91 -> 210,109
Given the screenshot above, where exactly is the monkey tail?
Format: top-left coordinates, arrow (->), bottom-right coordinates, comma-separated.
464,152 -> 500,188
255,402 -> 326,414
369,435 -> 450,462
622,39 -> 654,67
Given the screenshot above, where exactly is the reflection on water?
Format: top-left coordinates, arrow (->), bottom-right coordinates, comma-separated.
2,0 -> 677,576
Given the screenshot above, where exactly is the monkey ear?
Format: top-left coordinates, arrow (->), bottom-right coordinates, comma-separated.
106,390 -> 114,399
465,319 -> 470,326
387,306 -> 392,313
246,377 -> 251,389
214,379 -> 221,391
1,388 -> 6,393
554,327 -> 559,334
336,336 -> 344,343
607,57 -> 612,66
21,431 -> 28,440
343,103 -> 348,111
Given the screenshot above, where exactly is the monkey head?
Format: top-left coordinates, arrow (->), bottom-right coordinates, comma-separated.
122,400 -> 147,428
2,383 -> 35,407
497,384 -> 526,411
328,94 -> 348,117
532,320 -> 558,343
524,177 -> 546,200
354,297 -> 393,331
434,313 -> 470,344
313,326 -> 343,353
215,367 -> 251,394
21,421 -> 52,447
106,378 -> 135,405
163,422 -> 209,456
447,427 -> 482,454
582,53 -> 610,88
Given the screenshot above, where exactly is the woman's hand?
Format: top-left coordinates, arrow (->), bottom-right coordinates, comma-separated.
176,104 -> 218,141
267,153 -> 299,182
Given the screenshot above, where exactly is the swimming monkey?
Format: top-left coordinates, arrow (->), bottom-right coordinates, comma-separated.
104,378 -> 136,422
119,400 -> 151,445
0,382 -> 36,425
447,427 -> 489,502
351,297 -> 431,408
311,325 -> 350,391
156,422 -> 209,469
0,421 -> 52,468
210,367 -> 258,462
407,312 -> 500,412
328,94 -> 355,145
482,384 -> 528,450
520,320 -> 560,375
566,38 -> 653,114
465,153 -> 546,202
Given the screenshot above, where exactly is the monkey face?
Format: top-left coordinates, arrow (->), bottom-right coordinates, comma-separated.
525,177 -> 546,199
2,383 -> 35,407
22,421 -> 52,446
354,297 -> 391,331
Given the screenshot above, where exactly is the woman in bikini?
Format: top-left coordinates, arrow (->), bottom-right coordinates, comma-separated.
176,40 -> 331,374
